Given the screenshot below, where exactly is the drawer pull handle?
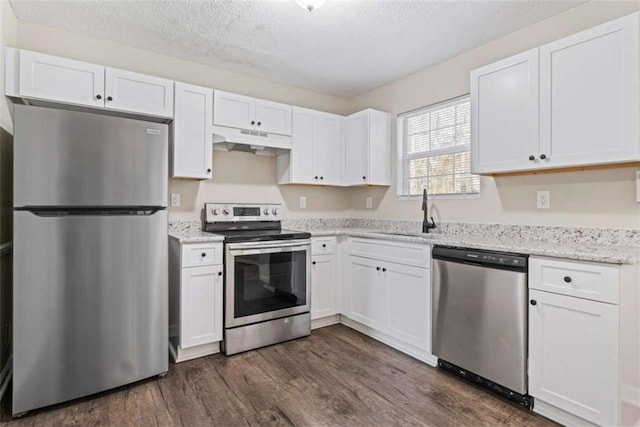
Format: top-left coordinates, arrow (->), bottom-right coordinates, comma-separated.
530,300 -> 537,306
382,267 -> 387,272
376,266 -> 381,271
563,276 -> 572,283
312,261 -> 316,265
201,252 -> 206,257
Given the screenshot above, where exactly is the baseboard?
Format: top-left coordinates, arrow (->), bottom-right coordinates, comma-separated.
311,314 -> 340,330
339,316 -> 437,367
0,355 -> 12,402
533,400 -> 598,427
169,341 -> 220,363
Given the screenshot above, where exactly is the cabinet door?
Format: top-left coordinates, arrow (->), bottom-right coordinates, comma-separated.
315,112 -> 343,186
290,107 -> 317,184
540,13 -> 640,168
180,266 -> 223,349
386,263 -> 430,350
343,110 -> 370,185
172,82 -> 213,179
18,50 -> 105,108
255,99 -> 292,135
104,68 -> 174,118
347,256 -> 387,330
529,290 -> 619,426
367,110 -> 391,185
471,49 -> 540,174
311,254 -> 337,320
213,90 -> 255,130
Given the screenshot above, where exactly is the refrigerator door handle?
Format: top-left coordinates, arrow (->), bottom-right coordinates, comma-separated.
17,207 -> 166,217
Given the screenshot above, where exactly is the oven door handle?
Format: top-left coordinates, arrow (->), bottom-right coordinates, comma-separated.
226,239 -> 311,251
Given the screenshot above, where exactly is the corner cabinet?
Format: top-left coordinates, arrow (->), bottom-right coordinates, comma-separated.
169,239 -> 224,362
171,82 -> 213,179
471,12 -> 640,174
528,256 -> 639,427
5,48 -> 175,119
343,109 -> 391,186
343,238 -> 435,365
213,90 -> 292,136
277,107 -> 342,186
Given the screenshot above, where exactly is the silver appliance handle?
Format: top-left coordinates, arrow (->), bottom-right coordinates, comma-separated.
227,239 -> 311,252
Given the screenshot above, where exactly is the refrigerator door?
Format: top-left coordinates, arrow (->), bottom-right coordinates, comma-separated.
14,105 -> 168,208
12,210 -> 168,414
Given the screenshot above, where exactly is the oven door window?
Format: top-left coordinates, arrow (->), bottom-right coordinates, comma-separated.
233,249 -> 307,318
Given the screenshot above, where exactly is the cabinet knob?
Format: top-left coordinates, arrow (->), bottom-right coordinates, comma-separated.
376,266 -> 381,271
207,168 -> 211,173
251,121 -> 255,125
201,252 -> 206,257
322,244 -> 326,248
540,154 -> 547,160
312,261 -> 316,265
563,276 -> 572,283
107,96 -> 113,101
382,267 -> 387,272
218,271 -> 223,276
530,300 -> 537,306
257,121 -> 262,126
528,155 -> 535,161
320,176 -> 324,180
96,94 -> 102,100
362,176 -> 366,180
314,176 -> 318,180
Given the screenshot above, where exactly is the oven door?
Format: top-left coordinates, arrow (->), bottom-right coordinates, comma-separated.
225,239 -> 311,328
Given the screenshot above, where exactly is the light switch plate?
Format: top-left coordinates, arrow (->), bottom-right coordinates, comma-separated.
170,193 -> 180,207
299,196 -> 307,209
366,196 -> 373,209
536,190 -> 550,209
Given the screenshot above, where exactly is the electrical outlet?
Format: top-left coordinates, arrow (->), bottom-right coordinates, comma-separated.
170,193 -> 180,207
536,190 -> 550,209
366,196 -> 373,209
299,196 -> 307,209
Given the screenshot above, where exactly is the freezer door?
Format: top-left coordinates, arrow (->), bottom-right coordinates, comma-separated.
14,105 -> 168,207
12,210 -> 168,414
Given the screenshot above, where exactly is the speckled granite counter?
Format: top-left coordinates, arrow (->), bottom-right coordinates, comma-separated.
168,219 -> 640,264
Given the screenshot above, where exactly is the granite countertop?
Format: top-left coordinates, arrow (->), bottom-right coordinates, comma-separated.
169,229 -> 225,244
300,228 -> 640,265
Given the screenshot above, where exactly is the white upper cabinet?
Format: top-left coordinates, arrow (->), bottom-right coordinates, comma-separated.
255,99 -> 292,135
277,107 -> 342,185
104,68 -> 174,118
540,13 -> 640,169
172,82 -> 213,179
5,49 -> 175,119
471,12 -> 640,174
213,90 -> 292,136
343,109 -> 390,186
471,49 -> 540,174
11,48 -> 105,108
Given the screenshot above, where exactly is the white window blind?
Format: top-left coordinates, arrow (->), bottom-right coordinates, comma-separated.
397,95 -> 479,197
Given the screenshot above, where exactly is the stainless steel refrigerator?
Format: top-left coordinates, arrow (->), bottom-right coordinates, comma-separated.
12,105 -> 168,415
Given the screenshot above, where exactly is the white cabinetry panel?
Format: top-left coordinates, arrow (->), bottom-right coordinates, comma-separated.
387,263 -> 430,350
311,254 -> 337,320
105,67 -> 174,118
213,90 -> 255,130
255,99 -> 292,136
180,266 -> 223,349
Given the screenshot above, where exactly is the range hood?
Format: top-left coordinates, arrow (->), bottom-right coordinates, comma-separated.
212,125 -> 292,156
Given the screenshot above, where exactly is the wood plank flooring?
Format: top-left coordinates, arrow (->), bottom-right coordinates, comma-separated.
0,325 -> 556,426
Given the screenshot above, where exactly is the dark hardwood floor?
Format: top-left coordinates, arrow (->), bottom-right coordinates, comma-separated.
0,325 -> 555,426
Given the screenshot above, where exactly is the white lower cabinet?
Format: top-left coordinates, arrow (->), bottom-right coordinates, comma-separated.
311,236 -> 338,322
343,238 -> 434,365
529,289 -> 618,426
169,239 -> 224,362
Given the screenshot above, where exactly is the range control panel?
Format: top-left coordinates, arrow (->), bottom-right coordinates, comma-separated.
204,203 -> 283,222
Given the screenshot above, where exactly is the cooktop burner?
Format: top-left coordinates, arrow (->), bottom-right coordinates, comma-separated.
206,228 -> 311,243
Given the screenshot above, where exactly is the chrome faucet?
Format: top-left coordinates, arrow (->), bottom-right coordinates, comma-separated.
422,189 -> 437,233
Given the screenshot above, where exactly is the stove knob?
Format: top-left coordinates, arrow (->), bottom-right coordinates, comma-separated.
222,208 -> 230,216
272,208 -> 279,215
263,208 -> 270,216
212,208 -> 220,216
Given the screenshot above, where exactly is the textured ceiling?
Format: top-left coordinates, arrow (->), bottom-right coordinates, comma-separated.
9,0 -> 584,98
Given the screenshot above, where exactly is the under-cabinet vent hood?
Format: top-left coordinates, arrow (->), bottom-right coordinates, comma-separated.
212,125 -> 292,156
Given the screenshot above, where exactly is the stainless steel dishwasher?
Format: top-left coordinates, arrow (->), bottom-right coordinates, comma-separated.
432,245 -> 533,408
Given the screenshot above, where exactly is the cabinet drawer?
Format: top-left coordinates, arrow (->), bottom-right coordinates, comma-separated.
349,238 -> 430,268
181,243 -> 223,268
529,257 -> 619,304
311,237 -> 336,255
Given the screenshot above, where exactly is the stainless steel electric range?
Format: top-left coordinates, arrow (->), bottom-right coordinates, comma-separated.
203,203 -> 311,355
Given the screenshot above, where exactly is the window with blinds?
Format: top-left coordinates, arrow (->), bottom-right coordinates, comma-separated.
397,95 -> 479,197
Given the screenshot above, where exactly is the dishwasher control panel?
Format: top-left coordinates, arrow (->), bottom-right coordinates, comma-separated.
432,246 -> 528,271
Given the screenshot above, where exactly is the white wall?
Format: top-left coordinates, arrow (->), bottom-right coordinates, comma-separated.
347,1 -> 640,229
15,19 -> 353,221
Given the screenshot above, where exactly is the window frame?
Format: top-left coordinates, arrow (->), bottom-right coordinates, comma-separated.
396,94 -> 480,199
